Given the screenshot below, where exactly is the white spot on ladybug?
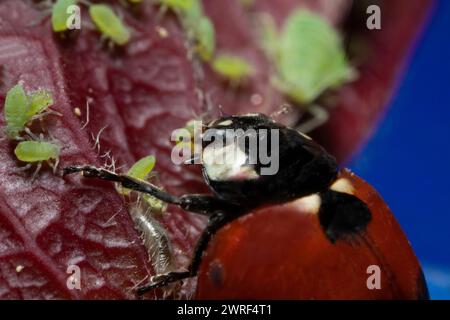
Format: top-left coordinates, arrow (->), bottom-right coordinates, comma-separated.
217,119 -> 233,126
330,178 -> 354,195
203,142 -> 258,181
293,194 -> 321,215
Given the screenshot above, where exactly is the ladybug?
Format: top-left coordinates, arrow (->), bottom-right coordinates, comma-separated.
64,113 -> 428,299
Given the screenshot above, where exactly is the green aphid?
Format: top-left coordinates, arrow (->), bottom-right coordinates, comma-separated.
193,16 -> 215,61
52,0 -> 77,33
89,4 -> 131,46
157,0 -> 215,61
262,10 -> 355,104
121,155 -> 156,196
212,54 -> 253,83
15,141 -> 60,163
4,84 -> 30,139
117,156 -> 167,214
3,84 -> 54,139
14,140 -> 60,179
28,90 -> 54,118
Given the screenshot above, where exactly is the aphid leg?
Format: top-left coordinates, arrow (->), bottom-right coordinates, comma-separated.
49,157 -> 60,174
270,103 -> 292,119
13,163 -> 33,173
136,212 -> 229,294
24,127 -> 40,141
32,0 -> 52,10
27,1 -> 52,27
31,162 -> 43,182
155,5 -> 169,23
296,104 -> 329,134
31,110 -> 63,129
78,0 -> 93,6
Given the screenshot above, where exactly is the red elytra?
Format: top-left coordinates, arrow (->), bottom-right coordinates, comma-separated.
196,169 -> 427,299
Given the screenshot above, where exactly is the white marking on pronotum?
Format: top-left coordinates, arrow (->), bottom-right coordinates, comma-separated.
216,119 -> 233,126
330,178 -> 354,195
203,142 -> 259,181
293,193 -> 321,215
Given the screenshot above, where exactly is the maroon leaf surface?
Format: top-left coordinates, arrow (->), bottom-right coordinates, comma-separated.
0,0 -> 432,299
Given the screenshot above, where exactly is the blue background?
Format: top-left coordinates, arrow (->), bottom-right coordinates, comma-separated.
349,0 -> 450,299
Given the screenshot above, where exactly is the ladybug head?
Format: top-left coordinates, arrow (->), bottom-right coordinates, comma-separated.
200,113 -> 338,208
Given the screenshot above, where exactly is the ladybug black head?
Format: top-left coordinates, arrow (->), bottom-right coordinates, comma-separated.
200,113 -> 338,209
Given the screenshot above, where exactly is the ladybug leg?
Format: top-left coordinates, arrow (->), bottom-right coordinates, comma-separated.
64,166 -> 237,293
136,212 -> 228,295
64,165 -> 238,214
64,165 -> 180,204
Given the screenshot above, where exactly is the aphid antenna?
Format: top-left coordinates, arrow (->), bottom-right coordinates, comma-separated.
31,109 -> 63,123
47,130 -> 59,145
270,103 -> 292,119
103,206 -> 125,227
80,18 -> 94,31
203,90 -> 217,117
115,5 -> 125,20
80,97 -> 92,130
91,125 -> 108,153
296,104 -> 329,134
48,157 -> 60,175
78,0 -> 92,6
155,4 -> 169,24
32,0 -> 52,10
107,38 -> 116,52
99,150 -> 112,159
26,11 -> 50,28
117,0 -> 130,9
24,127 -> 40,141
